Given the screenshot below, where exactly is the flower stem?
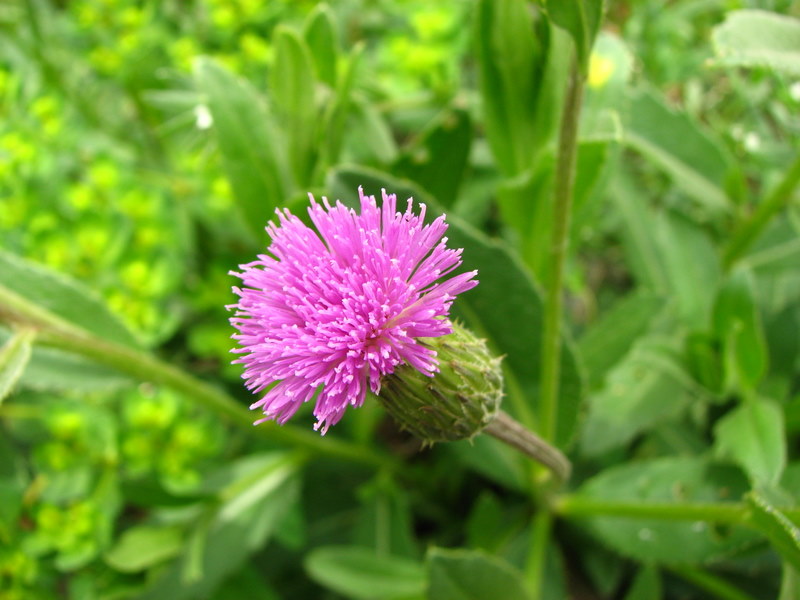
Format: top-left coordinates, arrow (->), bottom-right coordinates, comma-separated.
724,152 -> 800,269
539,57 -> 585,443
484,411 -> 571,483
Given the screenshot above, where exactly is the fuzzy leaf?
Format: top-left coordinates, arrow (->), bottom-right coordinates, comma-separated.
712,10 -> 800,76
576,457 -> 756,564
714,400 -> 786,486
0,329 -> 33,404
578,291 -> 662,389
305,546 -> 425,600
426,548 -> 532,600
625,89 -> 735,216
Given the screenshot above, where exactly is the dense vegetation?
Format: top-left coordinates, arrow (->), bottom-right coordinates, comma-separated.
1,1 -> 799,598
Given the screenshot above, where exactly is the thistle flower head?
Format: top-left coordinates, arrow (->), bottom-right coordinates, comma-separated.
229,187 -> 477,434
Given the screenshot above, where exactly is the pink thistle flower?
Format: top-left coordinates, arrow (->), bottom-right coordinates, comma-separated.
229,187 -> 478,434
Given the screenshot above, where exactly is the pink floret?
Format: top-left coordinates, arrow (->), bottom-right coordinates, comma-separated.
229,187 -> 477,434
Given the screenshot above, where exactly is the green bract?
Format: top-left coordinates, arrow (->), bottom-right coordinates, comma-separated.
379,322 -> 503,444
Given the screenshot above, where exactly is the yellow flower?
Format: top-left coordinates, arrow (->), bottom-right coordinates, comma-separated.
588,53 -> 615,89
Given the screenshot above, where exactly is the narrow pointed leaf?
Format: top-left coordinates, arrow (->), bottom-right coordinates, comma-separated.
304,4 -> 339,87
194,57 -> 288,240
0,250 -> 140,348
712,10 -> 800,76
270,27 -> 317,187
625,89 -> 735,216
475,0 -> 567,176
0,328 -> 34,404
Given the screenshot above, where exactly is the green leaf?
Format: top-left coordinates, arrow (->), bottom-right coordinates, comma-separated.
303,4 -> 339,87
475,0 -> 568,176
348,94 -> 399,165
0,433 -> 28,535
318,44 -> 363,172
746,235 -> 800,275
104,525 -> 184,573
270,26 -> 318,187
713,269 -> 768,391
576,457 -> 756,564
577,291 -> 662,389
684,332 -> 724,395
765,304 -> 800,381
426,547 -> 532,600
624,89 -> 735,216
194,57 -> 289,241
747,492 -> 800,571
211,564 -> 281,600
466,492 -> 523,552
546,0 -> 604,72
623,567 -> 662,600
305,546 -> 425,600
394,107 -> 472,208
609,170 -> 668,290
580,336 -> 692,456
714,400 -> 786,486
495,160 -> 553,275
353,474 -> 417,559
781,564 -> 800,600
19,346 -> 133,392
0,250 -> 140,348
327,166 -> 585,448
712,10 -> 800,76
654,211 -> 720,330
0,328 -> 33,404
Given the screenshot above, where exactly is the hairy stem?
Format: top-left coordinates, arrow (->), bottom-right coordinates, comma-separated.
485,411 -> 571,483
539,57 -> 585,443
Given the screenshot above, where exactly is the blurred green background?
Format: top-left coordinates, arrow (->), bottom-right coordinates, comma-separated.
2,0 -> 800,598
